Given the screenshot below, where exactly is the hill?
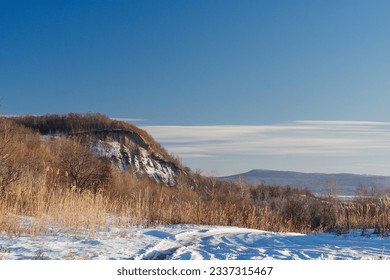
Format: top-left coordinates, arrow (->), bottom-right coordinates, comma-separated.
10,113 -> 185,186
221,169 -> 390,196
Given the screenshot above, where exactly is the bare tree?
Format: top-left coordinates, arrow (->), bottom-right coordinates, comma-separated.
53,138 -> 110,191
0,119 -> 25,191
204,176 -> 217,200
325,176 -> 339,200
237,175 -> 246,199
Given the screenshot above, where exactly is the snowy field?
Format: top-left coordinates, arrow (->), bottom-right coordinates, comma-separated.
0,225 -> 388,260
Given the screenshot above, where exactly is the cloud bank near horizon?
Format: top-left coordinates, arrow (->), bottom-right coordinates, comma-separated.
142,121 -> 390,176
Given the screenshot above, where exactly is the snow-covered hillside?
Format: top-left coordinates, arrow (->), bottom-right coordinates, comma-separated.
0,225 -> 388,260
91,139 -> 177,185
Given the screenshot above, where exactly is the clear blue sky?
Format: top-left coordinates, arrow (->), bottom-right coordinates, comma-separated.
2,0 -> 390,125
2,0 -> 390,175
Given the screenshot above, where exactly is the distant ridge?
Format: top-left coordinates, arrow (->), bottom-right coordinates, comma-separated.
220,169 -> 390,196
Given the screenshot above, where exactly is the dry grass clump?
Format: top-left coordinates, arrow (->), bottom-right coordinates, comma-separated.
0,179 -> 109,234
335,200 -> 390,235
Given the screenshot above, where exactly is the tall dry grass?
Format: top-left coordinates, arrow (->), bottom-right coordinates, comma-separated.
1,168 -> 390,235
335,199 -> 390,235
0,175 -> 114,235
0,169 -> 313,235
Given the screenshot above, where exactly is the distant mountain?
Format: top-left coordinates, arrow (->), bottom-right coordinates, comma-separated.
220,169 -> 390,196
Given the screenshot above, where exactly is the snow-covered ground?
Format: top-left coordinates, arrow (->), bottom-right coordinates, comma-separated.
0,225 -> 388,260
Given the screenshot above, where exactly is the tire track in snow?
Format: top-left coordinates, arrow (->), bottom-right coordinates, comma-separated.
135,227 -> 263,260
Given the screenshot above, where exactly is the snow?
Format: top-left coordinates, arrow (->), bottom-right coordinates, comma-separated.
138,154 -> 176,185
91,140 -> 122,160
90,140 -> 176,185
0,225 -> 388,260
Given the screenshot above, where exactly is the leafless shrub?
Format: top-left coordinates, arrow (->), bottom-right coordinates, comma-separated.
48,138 -> 111,192
0,119 -> 25,191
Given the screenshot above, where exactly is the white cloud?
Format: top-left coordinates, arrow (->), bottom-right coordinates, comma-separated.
141,121 -> 390,175
112,117 -> 146,123
143,121 -> 390,157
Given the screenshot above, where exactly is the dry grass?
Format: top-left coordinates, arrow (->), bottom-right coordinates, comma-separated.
1,170 -> 390,235
1,180 -> 109,235
335,199 -> 390,235
0,170 -> 312,235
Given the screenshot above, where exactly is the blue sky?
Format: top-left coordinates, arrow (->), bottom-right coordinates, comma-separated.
2,1 -> 390,175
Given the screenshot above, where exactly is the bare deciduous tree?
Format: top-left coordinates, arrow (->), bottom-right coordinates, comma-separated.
0,119 -> 25,191
53,138 -> 110,192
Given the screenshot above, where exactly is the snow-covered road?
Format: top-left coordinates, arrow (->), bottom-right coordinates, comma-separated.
0,225 -> 388,260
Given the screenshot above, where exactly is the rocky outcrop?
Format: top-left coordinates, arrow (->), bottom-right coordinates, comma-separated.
90,137 -> 178,186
